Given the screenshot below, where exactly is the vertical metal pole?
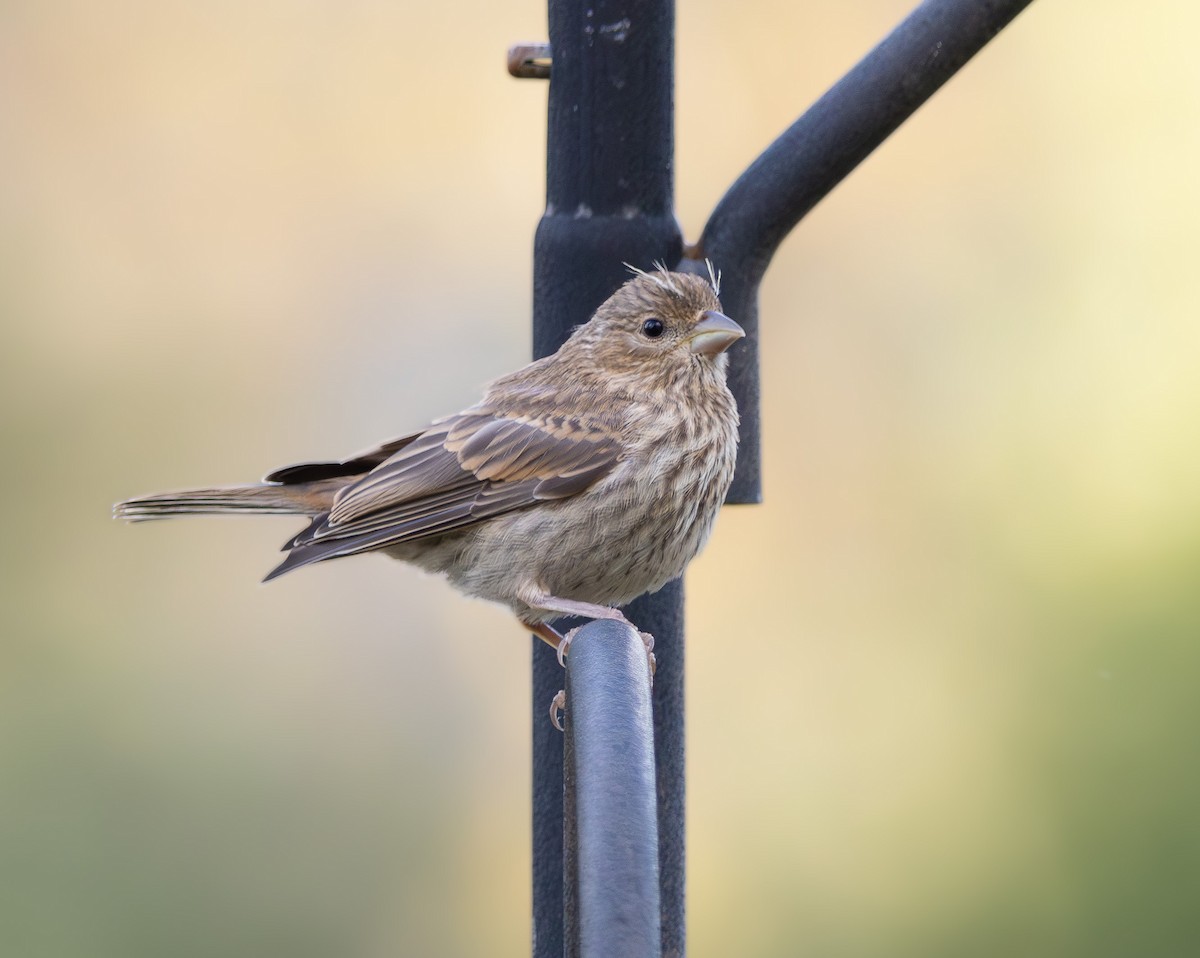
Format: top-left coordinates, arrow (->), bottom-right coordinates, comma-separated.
529,0 -> 1038,952
531,1 -> 682,956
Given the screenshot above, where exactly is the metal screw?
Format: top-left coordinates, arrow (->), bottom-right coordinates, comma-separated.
508,43 -> 552,79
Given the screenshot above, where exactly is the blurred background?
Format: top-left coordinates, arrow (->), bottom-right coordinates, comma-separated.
3,0 -> 1199,955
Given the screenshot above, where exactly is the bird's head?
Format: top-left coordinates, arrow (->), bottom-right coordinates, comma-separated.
569,266 -> 745,379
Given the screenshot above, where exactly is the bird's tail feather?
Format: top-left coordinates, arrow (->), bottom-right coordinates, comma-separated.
115,483 -> 329,522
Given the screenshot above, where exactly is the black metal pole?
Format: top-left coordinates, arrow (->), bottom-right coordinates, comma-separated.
563,620 -> 661,958
529,0 -> 1036,953
530,2 -> 681,957
682,0 -> 1036,504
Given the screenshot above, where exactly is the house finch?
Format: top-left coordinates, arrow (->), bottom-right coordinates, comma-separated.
116,267 -> 743,671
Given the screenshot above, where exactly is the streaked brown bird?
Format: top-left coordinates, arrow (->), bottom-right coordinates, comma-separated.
116,267 -> 743,666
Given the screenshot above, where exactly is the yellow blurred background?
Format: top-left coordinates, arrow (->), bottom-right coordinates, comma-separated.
3,0 -> 1199,955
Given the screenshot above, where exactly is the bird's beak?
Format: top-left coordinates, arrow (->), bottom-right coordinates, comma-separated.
689,311 -> 745,357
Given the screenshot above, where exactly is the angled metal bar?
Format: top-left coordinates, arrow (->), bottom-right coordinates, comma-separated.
683,0 -> 1037,504
563,620 -> 661,958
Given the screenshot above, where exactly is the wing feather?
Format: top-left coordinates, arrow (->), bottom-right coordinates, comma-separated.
264,432 -> 424,483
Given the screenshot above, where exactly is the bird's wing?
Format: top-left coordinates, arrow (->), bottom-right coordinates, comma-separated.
263,408 -> 622,579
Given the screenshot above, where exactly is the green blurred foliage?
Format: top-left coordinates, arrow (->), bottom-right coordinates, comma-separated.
2,1 -> 1199,956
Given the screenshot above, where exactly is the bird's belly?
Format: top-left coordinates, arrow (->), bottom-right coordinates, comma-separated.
446,453 -> 728,615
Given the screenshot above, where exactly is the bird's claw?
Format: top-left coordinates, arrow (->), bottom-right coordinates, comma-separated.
638,631 -> 657,682
556,626 -> 582,668
550,689 -> 567,732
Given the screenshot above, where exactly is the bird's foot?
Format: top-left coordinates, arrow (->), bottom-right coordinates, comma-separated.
558,623 -> 655,679
547,624 -> 654,729
550,689 -> 566,732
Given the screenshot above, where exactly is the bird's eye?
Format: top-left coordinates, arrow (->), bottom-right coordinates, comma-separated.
641,318 -> 665,339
